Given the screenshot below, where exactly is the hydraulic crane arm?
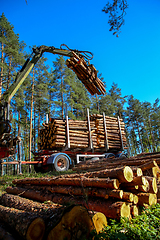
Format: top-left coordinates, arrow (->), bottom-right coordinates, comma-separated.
1,45 -> 85,104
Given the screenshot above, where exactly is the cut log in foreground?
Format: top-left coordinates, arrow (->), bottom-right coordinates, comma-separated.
47,205 -> 94,240
89,212 -> 107,233
0,204 -> 45,240
0,193 -> 96,240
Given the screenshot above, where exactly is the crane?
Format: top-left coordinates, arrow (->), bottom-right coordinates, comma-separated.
0,44 -> 106,160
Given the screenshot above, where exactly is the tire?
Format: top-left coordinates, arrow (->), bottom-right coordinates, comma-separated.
119,154 -> 127,160
105,153 -> 115,158
54,154 -> 70,172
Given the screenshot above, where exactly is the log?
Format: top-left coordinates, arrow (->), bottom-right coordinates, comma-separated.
133,195 -> 138,204
85,166 -> 133,183
48,194 -> 131,220
120,176 -> 149,189
130,205 -> 139,217
137,193 -> 157,206
46,186 -> 123,200
6,186 -> 55,203
12,177 -> 120,190
140,160 -> 158,171
131,167 -> 143,177
90,212 -> 107,233
47,205 -> 94,240
121,192 -> 134,202
0,204 -> 45,240
6,187 -> 130,219
145,176 -> 158,194
0,193 -> 62,221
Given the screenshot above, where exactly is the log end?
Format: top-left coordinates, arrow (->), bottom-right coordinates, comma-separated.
26,217 -> 45,240
92,212 -> 107,233
131,205 -> 139,218
47,206 -> 94,240
120,202 -> 131,219
124,166 -> 133,183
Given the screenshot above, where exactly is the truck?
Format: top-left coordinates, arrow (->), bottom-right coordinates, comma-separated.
0,44 -> 126,173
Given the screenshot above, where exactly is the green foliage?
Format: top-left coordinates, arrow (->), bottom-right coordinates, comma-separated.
102,0 -> 129,36
90,204 -> 160,240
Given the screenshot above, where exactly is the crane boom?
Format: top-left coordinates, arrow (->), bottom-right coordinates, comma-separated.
1,45 -> 81,104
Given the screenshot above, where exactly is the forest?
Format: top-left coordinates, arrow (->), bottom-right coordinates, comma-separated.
1,12 -> 160,163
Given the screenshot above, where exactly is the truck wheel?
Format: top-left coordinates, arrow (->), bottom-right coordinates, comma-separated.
54,154 -> 70,172
105,153 -> 115,158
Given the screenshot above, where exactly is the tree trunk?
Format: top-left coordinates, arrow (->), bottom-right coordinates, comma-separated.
29,70 -> 34,172
0,204 -> 45,240
0,41 -> 4,98
7,57 -> 12,90
47,205 -> 94,240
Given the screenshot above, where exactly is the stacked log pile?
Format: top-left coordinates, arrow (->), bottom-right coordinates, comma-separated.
1,152 -> 160,239
0,193 -> 107,240
66,51 -> 106,95
39,114 -> 127,151
5,152 -> 160,222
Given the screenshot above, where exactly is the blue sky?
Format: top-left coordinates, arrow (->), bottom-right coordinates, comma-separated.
1,0 -> 160,104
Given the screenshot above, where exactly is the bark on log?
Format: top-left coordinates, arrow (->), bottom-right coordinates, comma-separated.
0,193 -> 62,221
6,186 -> 130,219
143,166 -> 160,178
0,204 -> 45,240
46,186 -> 123,200
12,177 -> 120,190
121,192 -> 134,202
145,176 -> 158,194
83,166 -> 133,183
137,193 -> 157,206
140,160 -> 158,171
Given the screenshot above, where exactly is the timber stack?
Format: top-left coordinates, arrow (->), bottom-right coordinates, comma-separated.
66,51 -> 106,95
1,152 -> 160,239
39,114 -> 127,151
0,194 -> 107,240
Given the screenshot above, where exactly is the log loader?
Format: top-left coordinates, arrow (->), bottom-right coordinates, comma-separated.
0,44 -> 126,173
0,44 -> 106,166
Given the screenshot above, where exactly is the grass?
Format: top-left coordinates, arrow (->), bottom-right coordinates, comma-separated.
0,169 -> 75,195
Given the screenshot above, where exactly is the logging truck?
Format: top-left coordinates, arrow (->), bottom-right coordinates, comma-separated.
0,44 -> 126,173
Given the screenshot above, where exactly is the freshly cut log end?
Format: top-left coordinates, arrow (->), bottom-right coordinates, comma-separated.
130,205 -> 139,217
133,195 -> 138,204
122,192 -> 134,202
26,217 -> 45,240
123,166 -> 133,183
120,202 -> 131,218
47,206 -> 94,240
92,212 -> 107,233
